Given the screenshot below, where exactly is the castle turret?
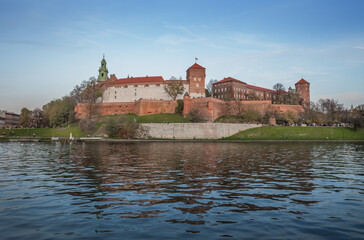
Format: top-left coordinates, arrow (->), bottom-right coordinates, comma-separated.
295,78 -> 310,106
186,63 -> 206,98
97,56 -> 109,82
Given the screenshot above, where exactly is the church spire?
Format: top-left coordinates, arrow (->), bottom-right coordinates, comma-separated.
97,55 -> 108,82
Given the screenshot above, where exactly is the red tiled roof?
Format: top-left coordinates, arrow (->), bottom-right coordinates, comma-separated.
246,84 -> 276,94
295,78 -> 310,84
188,63 -> 205,69
106,76 -> 164,85
214,77 -> 247,84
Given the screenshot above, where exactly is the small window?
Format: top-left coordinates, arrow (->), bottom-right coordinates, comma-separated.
196,83 -> 199,87
102,73 -> 104,77
145,84 -> 149,87
134,85 -> 138,87
198,77 -> 201,81
194,77 -> 197,81
156,84 -> 160,87
115,91 -> 116,94
114,96 -> 116,99
124,85 -> 128,88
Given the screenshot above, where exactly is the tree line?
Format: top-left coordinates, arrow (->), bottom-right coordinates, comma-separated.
19,77 -> 102,128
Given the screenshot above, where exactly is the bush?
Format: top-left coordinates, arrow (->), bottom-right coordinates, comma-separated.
79,119 -> 96,133
242,108 -> 261,123
175,100 -> 184,115
187,109 -> 205,123
105,116 -> 140,138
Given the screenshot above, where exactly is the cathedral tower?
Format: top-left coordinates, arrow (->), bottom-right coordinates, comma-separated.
97,55 -> 109,82
186,63 -> 206,98
295,78 -> 310,106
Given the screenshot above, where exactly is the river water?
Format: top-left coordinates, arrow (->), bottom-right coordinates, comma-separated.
0,142 -> 363,239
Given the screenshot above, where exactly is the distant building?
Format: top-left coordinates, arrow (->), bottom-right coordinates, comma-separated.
0,111 -> 20,128
212,77 -> 310,106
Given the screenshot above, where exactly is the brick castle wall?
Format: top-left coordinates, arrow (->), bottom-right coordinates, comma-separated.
75,97 -> 304,122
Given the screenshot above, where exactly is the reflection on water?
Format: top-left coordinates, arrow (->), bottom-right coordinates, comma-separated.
0,142 -> 363,239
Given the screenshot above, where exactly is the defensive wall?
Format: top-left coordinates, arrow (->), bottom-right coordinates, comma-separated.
75,99 -> 177,119
75,97 -> 303,122
141,123 -> 262,139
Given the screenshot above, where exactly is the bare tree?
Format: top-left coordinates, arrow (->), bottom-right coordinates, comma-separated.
81,77 -> 103,118
207,79 -> 218,97
273,83 -> 285,92
164,81 -> 185,100
318,98 -> 344,124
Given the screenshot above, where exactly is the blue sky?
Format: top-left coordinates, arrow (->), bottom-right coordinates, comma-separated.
1,0 -> 364,113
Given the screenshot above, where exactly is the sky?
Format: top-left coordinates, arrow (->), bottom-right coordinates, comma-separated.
0,0 -> 364,113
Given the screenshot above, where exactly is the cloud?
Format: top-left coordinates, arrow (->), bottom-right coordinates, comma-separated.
353,46 -> 364,50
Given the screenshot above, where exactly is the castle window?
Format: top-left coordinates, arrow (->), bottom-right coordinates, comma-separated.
134,85 -> 138,87
145,84 -> 149,87
114,96 -> 116,99
124,85 -> 128,88
198,77 -> 201,81
194,77 -> 197,81
196,83 -> 199,87
102,73 -> 104,77
115,91 -> 117,94
156,84 -> 160,87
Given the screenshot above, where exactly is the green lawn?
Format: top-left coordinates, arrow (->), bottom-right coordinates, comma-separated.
1,113 -> 190,138
2,126 -> 86,138
227,126 -> 364,140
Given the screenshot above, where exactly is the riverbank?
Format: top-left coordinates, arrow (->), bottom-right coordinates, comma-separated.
1,125 -> 363,141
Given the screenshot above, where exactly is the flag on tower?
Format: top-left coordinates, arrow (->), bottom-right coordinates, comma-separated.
195,57 -> 198,60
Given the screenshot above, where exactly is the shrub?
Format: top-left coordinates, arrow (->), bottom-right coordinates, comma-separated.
175,100 -> 184,115
79,118 -> 96,133
242,108 -> 261,123
187,109 -> 205,123
105,116 -> 140,138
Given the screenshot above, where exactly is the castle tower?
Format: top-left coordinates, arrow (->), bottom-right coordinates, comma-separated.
97,55 -> 109,82
186,63 -> 206,98
295,78 -> 310,106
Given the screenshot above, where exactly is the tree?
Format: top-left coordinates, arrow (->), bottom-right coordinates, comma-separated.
31,108 -> 43,128
205,89 -> 211,97
81,77 -> 103,118
19,108 -> 31,127
318,98 -> 344,124
42,96 -> 77,127
70,80 -> 88,103
273,83 -> 285,92
247,91 -> 259,100
164,81 -> 185,100
284,87 -> 300,105
206,79 -> 218,97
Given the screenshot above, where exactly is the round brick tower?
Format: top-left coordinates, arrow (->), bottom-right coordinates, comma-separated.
295,78 -> 310,106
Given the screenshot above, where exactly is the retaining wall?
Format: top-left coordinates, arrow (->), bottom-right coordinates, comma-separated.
141,123 -> 262,139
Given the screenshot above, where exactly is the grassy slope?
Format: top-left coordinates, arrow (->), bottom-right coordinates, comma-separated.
227,126 -> 364,140
1,114 -> 189,138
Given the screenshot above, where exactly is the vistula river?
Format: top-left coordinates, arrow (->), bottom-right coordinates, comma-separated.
0,142 -> 363,239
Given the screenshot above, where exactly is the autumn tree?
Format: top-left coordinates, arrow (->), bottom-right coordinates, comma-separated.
164,80 -> 185,100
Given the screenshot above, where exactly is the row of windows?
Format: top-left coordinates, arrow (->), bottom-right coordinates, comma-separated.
193,77 -> 202,82
113,84 -> 161,89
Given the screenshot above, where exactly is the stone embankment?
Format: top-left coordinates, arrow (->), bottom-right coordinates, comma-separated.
140,123 -> 262,139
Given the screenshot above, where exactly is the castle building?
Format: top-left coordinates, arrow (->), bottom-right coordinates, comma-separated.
295,78 -> 310,106
212,77 -> 310,105
98,57 -> 206,103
